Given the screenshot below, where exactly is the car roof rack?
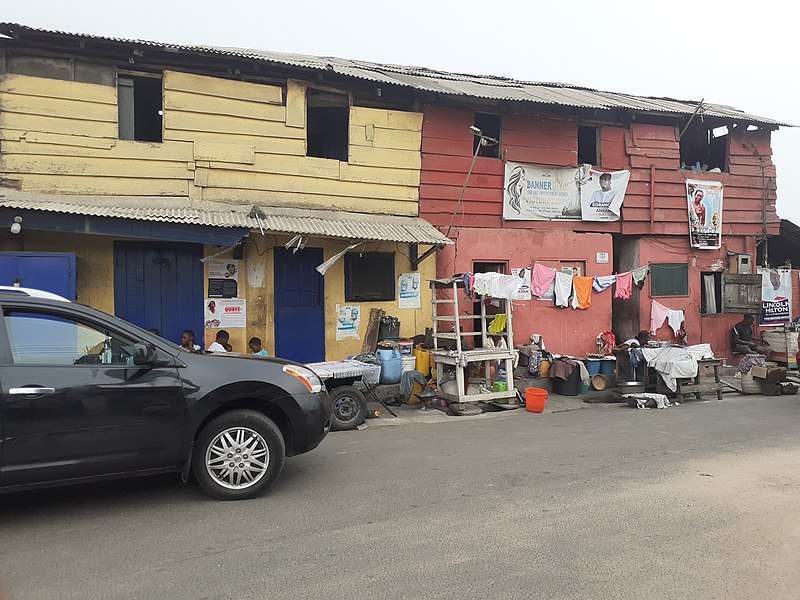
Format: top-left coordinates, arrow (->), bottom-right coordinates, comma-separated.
0,286 -> 70,302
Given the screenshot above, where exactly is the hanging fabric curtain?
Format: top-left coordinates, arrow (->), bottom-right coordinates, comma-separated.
703,274 -> 718,314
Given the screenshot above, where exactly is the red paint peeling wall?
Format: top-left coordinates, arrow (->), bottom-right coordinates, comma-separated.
437,228 -> 613,356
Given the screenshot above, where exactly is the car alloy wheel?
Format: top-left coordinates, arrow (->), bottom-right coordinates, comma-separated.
205,426 -> 269,490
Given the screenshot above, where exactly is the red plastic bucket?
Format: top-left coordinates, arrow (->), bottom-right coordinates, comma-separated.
525,388 -> 548,413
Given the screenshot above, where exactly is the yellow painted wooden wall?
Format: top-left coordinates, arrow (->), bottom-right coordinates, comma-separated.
0,71 -> 422,216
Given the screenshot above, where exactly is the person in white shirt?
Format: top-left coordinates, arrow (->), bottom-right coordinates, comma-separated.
589,173 -> 618,211
208,330 -> 229,353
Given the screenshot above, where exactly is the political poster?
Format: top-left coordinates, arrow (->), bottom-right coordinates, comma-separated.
204,298 -> 246,328
503,162 -> 581,221
579,169 -> 630,221
686,180 -> 723,249
759,267 -> 791,325
511,267 -> 532,300
398,273 -> 421,309
335,304 -> 361,340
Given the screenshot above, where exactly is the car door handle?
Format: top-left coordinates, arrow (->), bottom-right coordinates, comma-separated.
9,387 -> 56,395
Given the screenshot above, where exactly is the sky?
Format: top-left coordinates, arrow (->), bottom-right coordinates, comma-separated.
4,0 -> 799,221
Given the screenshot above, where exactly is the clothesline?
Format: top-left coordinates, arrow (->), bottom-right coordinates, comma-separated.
528,262 -> 651,309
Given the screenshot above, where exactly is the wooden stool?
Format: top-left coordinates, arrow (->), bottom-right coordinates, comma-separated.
675,358 -> 723,403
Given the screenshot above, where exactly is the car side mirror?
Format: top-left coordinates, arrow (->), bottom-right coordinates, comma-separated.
133,343 -> 158,366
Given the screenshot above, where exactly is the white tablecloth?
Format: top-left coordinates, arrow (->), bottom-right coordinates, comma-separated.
640,344 -> 714,392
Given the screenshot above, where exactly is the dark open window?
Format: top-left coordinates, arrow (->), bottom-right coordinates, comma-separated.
650,263 -> 689,297
118,75 -> 163,142
578,126 -> 598,165
345,252 -> 395,301
307,90 -> 349,161
473,113 -> 501,158
680,121 -> 728,172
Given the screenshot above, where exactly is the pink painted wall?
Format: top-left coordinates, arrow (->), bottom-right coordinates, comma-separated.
437,228 -> 614,356
637,235 -> 757,359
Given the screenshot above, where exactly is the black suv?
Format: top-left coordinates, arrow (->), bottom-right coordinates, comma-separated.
0,288 -> 331,500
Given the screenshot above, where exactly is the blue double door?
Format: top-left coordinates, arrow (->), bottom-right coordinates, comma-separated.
114,242 -> 204,346
274,247 -> 325,363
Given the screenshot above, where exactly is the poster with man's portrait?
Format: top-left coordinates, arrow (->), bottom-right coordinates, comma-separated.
686,180 -> 723,249
579,169 -> 630,221
759,267 -> 791,325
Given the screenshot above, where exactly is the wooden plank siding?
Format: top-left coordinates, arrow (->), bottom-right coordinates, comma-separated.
419,104 -> 778,236
0,71 -> 423,216
419,105 -> 618,232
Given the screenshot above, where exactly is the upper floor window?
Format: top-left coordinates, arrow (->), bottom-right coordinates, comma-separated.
473,113 -> 501,158
680,120 -> 728,173
650,263 -> 689,297
578,126 -> 599,165
307,89 -> 349,161
118,73 -> 163,142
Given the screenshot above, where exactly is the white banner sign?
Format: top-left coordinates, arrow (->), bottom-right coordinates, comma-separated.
511,267 -> 532,300
759,267 -> 791,325
686,179 -> 724,249
579,169 -> 630,221
503,162 -> 581,221
336,304 -> 361,340
398,273 -> 421,309
204,298 -> 246,328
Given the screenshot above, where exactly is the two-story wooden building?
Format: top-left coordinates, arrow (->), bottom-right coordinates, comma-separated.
0,23 -> 450,360
0,23 -> 788,361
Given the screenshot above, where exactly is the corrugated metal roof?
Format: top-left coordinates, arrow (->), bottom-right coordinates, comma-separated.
0,22 -> 790,127
0,190 -> 453,246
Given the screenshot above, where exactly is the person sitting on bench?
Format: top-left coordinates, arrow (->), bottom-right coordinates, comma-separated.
733,314 -> 768,355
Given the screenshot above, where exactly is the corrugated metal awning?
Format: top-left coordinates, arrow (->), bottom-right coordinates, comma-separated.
0,189 -> 453,246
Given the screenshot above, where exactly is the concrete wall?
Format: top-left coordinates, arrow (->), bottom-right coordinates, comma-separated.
436,228 -> 613,356
637,235 -> 756,358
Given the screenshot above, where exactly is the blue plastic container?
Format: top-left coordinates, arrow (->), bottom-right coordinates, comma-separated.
585,359 -> 601,376
377,348 -> 402,384
599,359 -> 615,375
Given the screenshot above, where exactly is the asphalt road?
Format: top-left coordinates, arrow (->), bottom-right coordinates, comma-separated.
1,394 -> 799,600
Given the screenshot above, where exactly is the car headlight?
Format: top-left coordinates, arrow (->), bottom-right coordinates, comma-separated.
282,365 -> 323,393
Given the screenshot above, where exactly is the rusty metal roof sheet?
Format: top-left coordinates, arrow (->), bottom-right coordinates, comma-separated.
0,190 -> 452,245
0,23 -> 790,127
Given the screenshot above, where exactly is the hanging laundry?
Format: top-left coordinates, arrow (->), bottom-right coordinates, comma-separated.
571,277 -> 594,309
667,309 -> 685,336
650,300 -> 670,334
530,263 -> 556,298
632,265 -> 650,290
554,271 -> 573,308
472,272 -> 524,299
488,313 -> 507,334
614,271 -> 633,299
462,272 -> 473,299
592,274 -> 616,292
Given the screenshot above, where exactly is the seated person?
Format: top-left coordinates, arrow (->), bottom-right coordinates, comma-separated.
249,337 -> 269,356
733,314 -> 768,355
208,330 -> 230,353
180,329 -> 202,352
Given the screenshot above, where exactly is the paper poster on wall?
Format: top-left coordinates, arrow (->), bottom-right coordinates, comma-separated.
686,180 -> 724,249
204,298 -> 246,328
759,267 -> 791,325
503,162 -> 581,221
208,258 -> 239,298
336,304 -> 361,340
579,169 -> 630,221
511,267 -> 532,300
398,273 -> 421,309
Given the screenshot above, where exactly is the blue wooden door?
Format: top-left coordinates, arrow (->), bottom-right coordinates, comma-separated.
0,252 -> 76,299
274,247 -> 325,362
114,243 -> 203,346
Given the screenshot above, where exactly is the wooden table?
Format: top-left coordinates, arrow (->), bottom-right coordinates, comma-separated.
674,358 -> 723,403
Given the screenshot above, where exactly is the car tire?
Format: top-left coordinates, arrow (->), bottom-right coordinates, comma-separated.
329,385 -> 368,431
193,409 -> 285,500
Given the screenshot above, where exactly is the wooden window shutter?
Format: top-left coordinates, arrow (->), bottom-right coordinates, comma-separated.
722,273 -> 762,313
